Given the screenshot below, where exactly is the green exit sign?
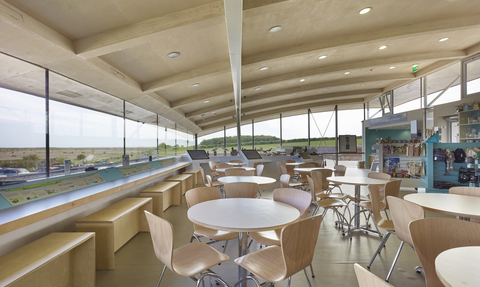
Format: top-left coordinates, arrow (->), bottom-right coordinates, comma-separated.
412,65 -> 419,72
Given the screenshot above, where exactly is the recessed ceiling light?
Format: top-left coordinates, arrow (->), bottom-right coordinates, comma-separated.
254,87 -> 261,91
300,79 -> 306,82
344,72 -> 350,75
389,66 -> 395,69
253,101 -> 257,103
377,82 -> 382,84
379,45 -> 387,50
359,7 -> 372,14
259,66 -> 268,71
324,88 -> 329,91
439,37 -> 449,42
269,26 -> 282,33
192,83 -> 200,87
318,55 -> 327,59
287,94 -> 294,97
167,52 -> 180,58
204,100 -> 210,103
360,84 -> 365,87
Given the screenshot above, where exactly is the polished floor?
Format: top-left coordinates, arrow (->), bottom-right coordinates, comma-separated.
97,165 -> 450,287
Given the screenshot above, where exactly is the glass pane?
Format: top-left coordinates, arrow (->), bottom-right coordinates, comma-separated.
198,130 -> 224,154
125,103 -> 157,162
282,113 -> 308,148
226,126 -> 238,153
466,57 -> 480,95
394,79 -> 421,113
254,117 -> 280,152
49,72 -> 124,171
337,109 -> 363,167
0,54 -> 46,179
176,126 -> 189,155
367,98 -> 382,119
241,123 -> 253,149
427,62 -> 461,106
310,110 -> 336,157
186,132 -> 195,151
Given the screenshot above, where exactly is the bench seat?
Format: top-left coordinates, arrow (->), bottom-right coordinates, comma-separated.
140,181 -> 180,217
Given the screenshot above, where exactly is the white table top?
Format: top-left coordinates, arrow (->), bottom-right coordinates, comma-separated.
404,193 -> 480,220
294,167 -> 335,173
187,198 -> 300,232
435,246 -> 480,287
216,167 -> 255,172
218,176 -> 276,185
327,176 -> 390,186
227,162 -> 246,166
285,162 -> 301,166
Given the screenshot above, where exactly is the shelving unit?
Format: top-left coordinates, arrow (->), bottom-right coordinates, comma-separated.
459,109 -> 480,143
377,142 -> 422,188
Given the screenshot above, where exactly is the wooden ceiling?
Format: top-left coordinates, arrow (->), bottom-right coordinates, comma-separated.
1,0 -> 480,136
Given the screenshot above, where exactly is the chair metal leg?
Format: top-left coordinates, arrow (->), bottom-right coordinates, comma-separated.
368,232 -> 392,268
287,277 -> 292,287
157,265 -> 167,287
386,241 -> 404,282
303,269 -> 312,287
309,264 -> 315,278
222,240 -> 228,253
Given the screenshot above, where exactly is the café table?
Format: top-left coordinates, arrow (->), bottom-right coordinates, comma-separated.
188,198 -> 300,287
404,193 -> 480,220
218,176 -> 276,186
326,176 -> 390,230
285,162 -> 301,166
435,246 -> 480,287
294,167 -> 335,173
216,167 -> 255,173
227,162 -> 246,167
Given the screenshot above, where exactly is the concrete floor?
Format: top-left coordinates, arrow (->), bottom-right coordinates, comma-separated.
96,165 -> 446,287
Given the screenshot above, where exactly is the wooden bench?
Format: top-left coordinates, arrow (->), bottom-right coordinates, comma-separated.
140,181 -> 180,217
166,174 -> 194,201
183,168 -> 203,186
76,197 -> 152,269
0,232 -> 95,287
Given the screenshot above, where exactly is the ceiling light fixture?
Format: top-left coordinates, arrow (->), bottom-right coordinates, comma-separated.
167,52 -> 180,58
377,82 -> 382,84
268,26 -> 282,33
439,37 -> 449,42
192,83 -> 200,87
204,100 -> 210,103
379,45 -> 387,50
259,66 -> 268,71
255,87 -> 261,91
318,55 -> 327,59
324,88 -> 329,91
360,84 -> 365,87
300,79 -> 306,82
344,72 -> 350,75
389,66 -> 395,69
359,7 -> 372,14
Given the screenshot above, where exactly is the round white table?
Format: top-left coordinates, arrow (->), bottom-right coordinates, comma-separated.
218,176 -> 276,185
216,167 -> 255,173
188,198 -> 300,286
294,167 -> 335,173
327,176 -> 390,229
404,193 -> 480,220
435,246 -> 480,287
227,162 -> 246,167
285,162 -> 301,166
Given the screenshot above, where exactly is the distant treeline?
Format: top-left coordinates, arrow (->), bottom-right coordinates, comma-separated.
199,135 -> 362,148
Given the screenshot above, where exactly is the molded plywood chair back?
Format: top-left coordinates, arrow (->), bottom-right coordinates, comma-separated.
449,186 -> 480,223
333,165 -> 347,176
185,187 -> 221,208
409,217 -> 480,287
225,168 -> 246,176
273,188 -> 312,219
256,164 -> 264,177
354,263 -> 394,287
279,174 -> 291,188
224,182 -> 258,198
383,180 -> 402,210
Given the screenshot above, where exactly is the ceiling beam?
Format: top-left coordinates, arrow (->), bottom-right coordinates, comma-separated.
74,0 -> 288,59
242,15 -> 480,66
171,85 -> 233,109
196,89 -> 381,126
467,41 -> 480,56
200,99 -> 364,130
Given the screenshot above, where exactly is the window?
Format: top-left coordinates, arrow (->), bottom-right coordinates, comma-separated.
394,79 -> 421,113
465,55 -> 480,96
426,62 -> 461,107
254,117 -> 280,152
282,113 -> 308,147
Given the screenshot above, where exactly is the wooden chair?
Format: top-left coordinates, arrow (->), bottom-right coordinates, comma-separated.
256,164 -> 264,177
144,211 -> 230,287
374,196 -> 424,282
354,263 -> 395,287
358,180 -> 401,220
205,175 -> 224,196
449,186 -> 480,223
308,175 -> 349,229
224,182 -> 258,198
284,160 -> 297,178
310,170 -> 346,200
297,163 -> 315,183
409,217 -> 480,287
185,187 -> 238,252
234,215 -> 323,287
253,162 -> 262,175
278,174 -> 303,189
330,165 -> 346,193
229,159 -> 243,163
348,185 -> 394,240
216,163 -> 230,177
225,168 -> 246,176
208,161 -> 218,177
